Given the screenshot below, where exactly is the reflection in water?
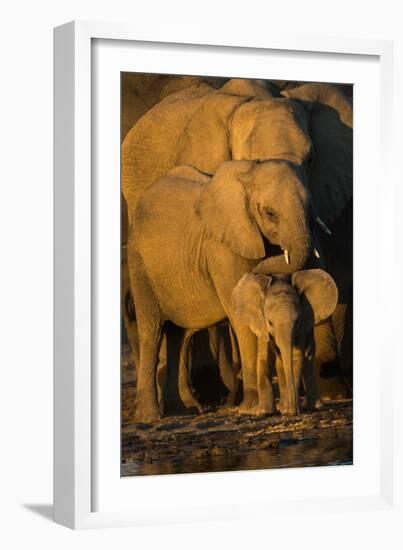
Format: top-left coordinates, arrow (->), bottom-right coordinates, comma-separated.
121,433 -> 353,477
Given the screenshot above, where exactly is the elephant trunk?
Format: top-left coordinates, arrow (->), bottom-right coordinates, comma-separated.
253,211 -> 311,275
277,326 -> 298,415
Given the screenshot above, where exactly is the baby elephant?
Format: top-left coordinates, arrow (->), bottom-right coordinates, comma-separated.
231,269 -> 338,416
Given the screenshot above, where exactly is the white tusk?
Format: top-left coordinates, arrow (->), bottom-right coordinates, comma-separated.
284,250 -> 290,264
316,216 -> 332,235
314,248 -> 320,258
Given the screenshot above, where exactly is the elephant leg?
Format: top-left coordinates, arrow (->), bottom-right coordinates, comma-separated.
275,347 -> 304,416
178,329 -> 204,413
128,250 -> 164,423
207,325 -> 230,403
223,326 -> 241,406
135,319 -> 163,423
155,330 -> 201,413
207,325 -> 233,392
214,325 -> 238,406
123,315 -> 140,368
274,352 -> 287,413
162,324 -> 204,415
256,337 -> 275,415
332,303 -> 353,395
207,325 -> 219,360
313,318 -> 347,401
302,339 -> 323,411
121,246 -> 140,367
276,346 -> 304,414
229,322 -> 258,413
156,333 -> 168,406
162,324 -> 185,415
293,346 -> 305,406
211,272 -> 258,413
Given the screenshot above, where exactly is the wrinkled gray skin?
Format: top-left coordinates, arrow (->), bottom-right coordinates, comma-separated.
231,270 -> 338,415
129,160 -> 315,422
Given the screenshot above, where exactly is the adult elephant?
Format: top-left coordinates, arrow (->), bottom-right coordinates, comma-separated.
122,77 -> 280,409
129,160 -> 316,422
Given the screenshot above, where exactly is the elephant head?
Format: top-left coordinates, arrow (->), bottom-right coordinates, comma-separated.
231,269 -> 338,414
175,83 -> 313,173
195,159 -> 314,273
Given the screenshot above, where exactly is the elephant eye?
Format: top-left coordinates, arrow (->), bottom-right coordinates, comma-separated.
265,208 -> 276,221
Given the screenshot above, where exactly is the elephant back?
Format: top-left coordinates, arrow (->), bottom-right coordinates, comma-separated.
122,81 -> 215,226
121,75 -> 226,140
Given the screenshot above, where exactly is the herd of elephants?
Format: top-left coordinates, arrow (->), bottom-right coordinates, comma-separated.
120,74 -> 353,424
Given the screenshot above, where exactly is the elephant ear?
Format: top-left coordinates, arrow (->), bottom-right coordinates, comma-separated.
174,90 -> 249,174
229,97 -> 312,163
195,161 -> 265,259
282,83 -> 352,225
292,269 -> 338,330
231,273 -> 272,338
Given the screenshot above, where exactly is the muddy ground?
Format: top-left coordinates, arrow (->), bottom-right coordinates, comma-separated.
121,349 -> 353,477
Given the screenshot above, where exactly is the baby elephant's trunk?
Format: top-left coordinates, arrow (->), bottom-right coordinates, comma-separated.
277,327 -> 299,415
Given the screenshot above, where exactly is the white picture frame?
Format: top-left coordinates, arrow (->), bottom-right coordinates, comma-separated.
54,20 -> 399,531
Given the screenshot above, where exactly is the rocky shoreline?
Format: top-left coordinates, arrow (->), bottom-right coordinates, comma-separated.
121,399 -> 353,477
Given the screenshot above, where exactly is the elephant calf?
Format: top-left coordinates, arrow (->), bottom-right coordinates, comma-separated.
231,269 -> 338,415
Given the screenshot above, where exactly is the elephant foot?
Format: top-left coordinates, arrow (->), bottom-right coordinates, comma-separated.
134,406 -> 161,424
219,404 -> 237,414
237,393 -> 259,415
237,403 -> 255,415
237,404 -> 274,417
186,404 -> 205,415
255,404 -> 276,417
164,394 -> 205,416
277,401 -> 300,416
278,409 -> 299,416
221,392 -> 236,407
302,397 -> 324,411
314,398 -> 324,410
181,396 -> 205,415
237,398 -> 273,416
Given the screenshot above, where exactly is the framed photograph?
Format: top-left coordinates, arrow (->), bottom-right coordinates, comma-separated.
54,21 -> 397,530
